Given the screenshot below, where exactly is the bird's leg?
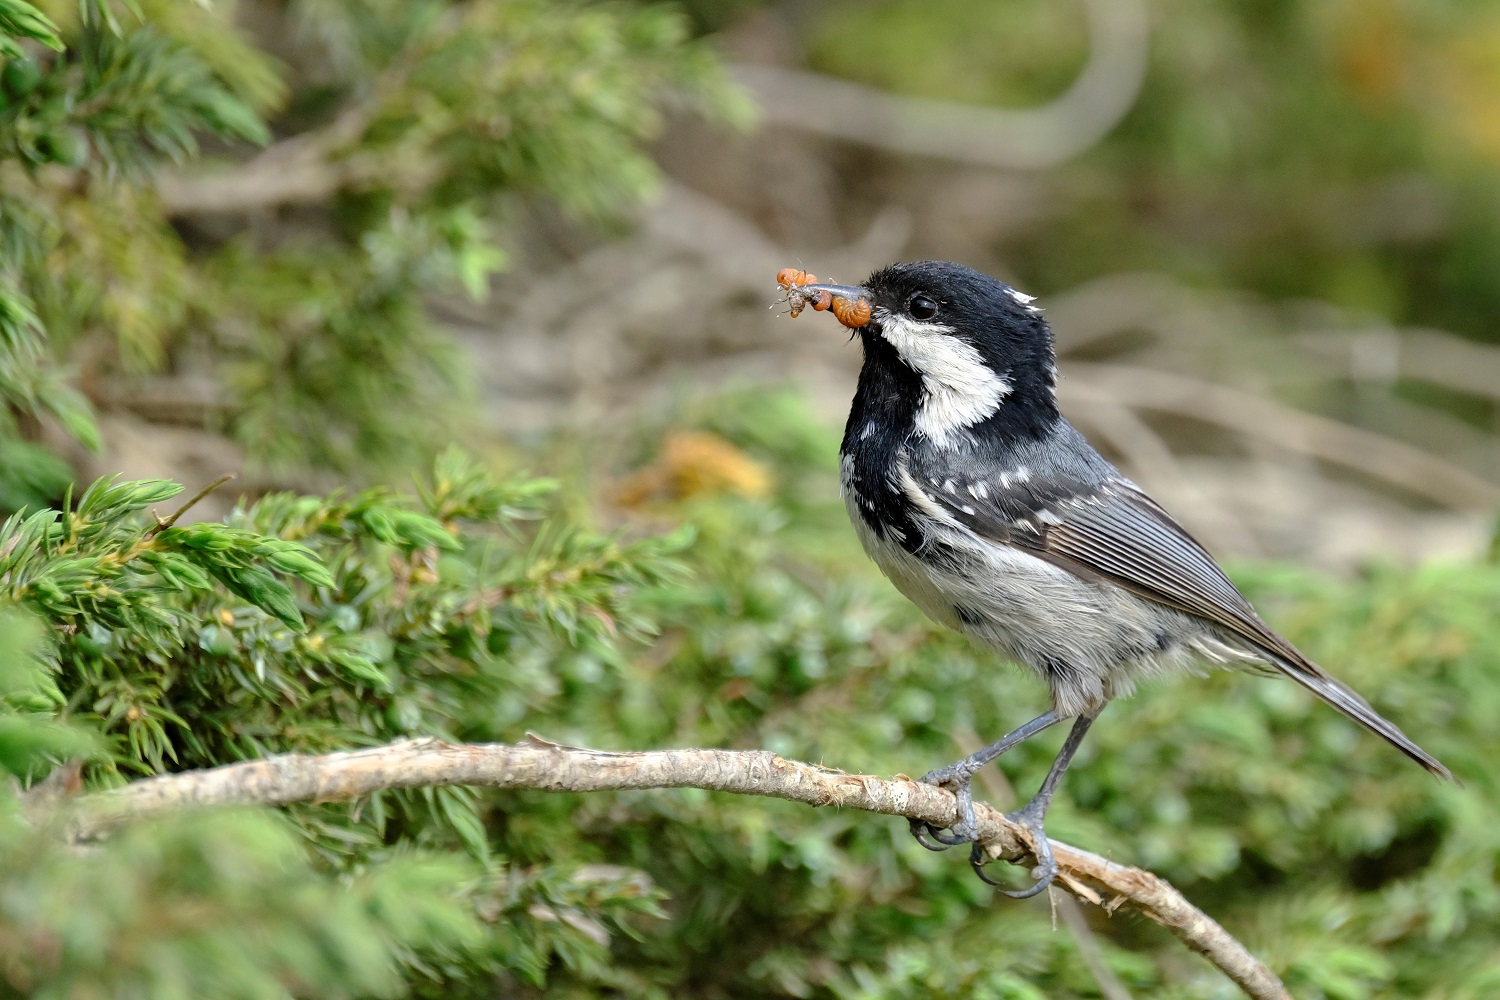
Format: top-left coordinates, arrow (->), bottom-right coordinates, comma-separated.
971,712 -> 1097,898
908,709 -> 1063,850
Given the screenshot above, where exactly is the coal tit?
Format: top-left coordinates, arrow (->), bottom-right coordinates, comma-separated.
783,260 -> 1453,897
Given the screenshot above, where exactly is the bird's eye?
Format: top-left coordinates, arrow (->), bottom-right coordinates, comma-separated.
907,294 -> 939,321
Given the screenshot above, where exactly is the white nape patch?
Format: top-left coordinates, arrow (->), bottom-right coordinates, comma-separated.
860,422 -> 875,441
878,312 -> 1011,447
1006,287 -> 1037,307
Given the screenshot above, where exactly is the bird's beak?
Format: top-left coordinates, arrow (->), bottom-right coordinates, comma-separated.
776,272 -> 874,329
799,282 -> 870,303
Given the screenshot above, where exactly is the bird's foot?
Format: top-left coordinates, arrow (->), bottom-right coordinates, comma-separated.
909,712 -> 1090,896
969,798 -> 1058,899
907,763 -> 981,852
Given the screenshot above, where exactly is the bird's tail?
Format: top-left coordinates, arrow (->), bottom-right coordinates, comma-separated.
1268,652 -> 1454,782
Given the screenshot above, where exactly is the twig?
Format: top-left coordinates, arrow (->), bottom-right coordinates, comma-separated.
158,0 -> 1145,215
1301,326 -> 1500,405
65,735 -> 1289,1000
155,7 -> 465,214
146,474 -> 237,538
1066,363 -> 1500,510
737,0 -> 1148,169
1057,893 -> 1136,1000
957,728 -> 1136,999
956,726 -> 1133,1000
1061,382 -> 1262,557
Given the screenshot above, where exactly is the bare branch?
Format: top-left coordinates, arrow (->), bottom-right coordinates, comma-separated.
67,735 -> 1289,1000
737,0 -> 1149,169
1301,326 -> 1500,404
145,473 -> 236,538
1057,893 -> 1136,1000
155,6 -> 463,214
155,137 -> 347,214
157,0 -> 1146,215
1065,363 -> 1500,510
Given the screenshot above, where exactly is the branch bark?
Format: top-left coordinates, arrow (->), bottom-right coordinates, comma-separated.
67,735 -> 1290,1000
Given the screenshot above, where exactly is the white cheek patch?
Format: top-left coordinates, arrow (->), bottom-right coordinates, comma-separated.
878,312 -> 1011,447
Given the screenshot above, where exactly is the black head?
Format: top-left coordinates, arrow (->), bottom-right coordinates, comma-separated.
826,260 -> 1060,449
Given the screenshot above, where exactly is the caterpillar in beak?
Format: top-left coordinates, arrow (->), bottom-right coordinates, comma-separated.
776,268 -> 873,328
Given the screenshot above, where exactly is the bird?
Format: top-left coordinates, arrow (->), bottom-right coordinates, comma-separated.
779,260 -> 1453,898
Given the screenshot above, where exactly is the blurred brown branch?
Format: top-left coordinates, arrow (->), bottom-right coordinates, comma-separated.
155,84 -> 386,213
67,734 -> 1290,1000
736,0 -> 1148,168
1066,363 -> 1500,510
1301,326 -> 1500,404
155,6 -> 464,214
158,0 -> 1146,215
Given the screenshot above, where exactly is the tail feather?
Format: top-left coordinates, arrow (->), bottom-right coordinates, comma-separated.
1268,653 -> 1454,782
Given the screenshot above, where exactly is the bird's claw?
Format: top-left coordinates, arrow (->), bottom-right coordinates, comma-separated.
969,804 -> 1058,898
907,767 -> 981,851
918,762 -> 969,787
906,712 -> 1090,899
908,818 -> 974,850
908,817 -> 959,851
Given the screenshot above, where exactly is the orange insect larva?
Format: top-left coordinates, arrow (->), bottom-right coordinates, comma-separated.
831,296 -> 873,328
776,266 -> 872,327
776,267 -> 816,288
779,267 -> 826,316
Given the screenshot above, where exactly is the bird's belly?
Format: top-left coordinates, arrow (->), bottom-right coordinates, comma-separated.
845,494 -> 1228,714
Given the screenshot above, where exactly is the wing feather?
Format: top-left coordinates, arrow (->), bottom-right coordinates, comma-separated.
929,473 -> 1453,780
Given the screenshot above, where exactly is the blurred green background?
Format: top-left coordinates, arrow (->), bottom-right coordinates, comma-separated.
1,0 -> 1498,997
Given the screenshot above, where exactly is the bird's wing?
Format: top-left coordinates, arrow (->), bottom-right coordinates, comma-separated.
917,468 -> 1453,780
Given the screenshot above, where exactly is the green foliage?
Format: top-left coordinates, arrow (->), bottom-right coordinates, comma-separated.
0,1 -> 61,60
192,0 -> 748,474
0,606 -> 93,777
285,0 -> 752,217
0,5 -> 754,985
5,2 -> 1500,997
0,279 -> 98,465
0,0 -> 748,496
0,476 -> 330,636
0,391 -> 1496,997
0,448 -> 689,996
0,604 -> 485,1000
0,805 -> 487,1000
204,215 -> 478,473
